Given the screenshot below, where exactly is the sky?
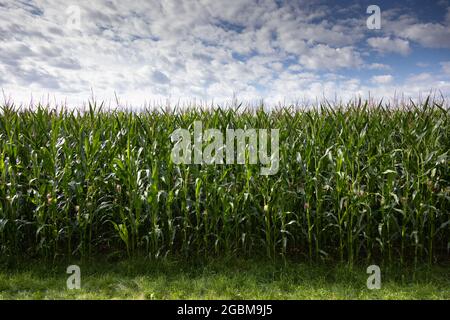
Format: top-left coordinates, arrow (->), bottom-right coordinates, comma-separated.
1,0 -> 450,107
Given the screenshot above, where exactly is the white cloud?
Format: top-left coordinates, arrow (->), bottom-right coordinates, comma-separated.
441,61 -> 450,75
367,37 -> 411,56
398,23 -> 450,49
299,45 -> 362,71
371,75 -> 393,84
381,8 -> 450,49
366,63 -> 392,71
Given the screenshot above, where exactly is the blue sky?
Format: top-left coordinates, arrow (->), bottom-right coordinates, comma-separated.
1,0 -> 450,106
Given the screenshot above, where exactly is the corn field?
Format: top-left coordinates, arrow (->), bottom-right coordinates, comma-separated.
0,100 -> 449,264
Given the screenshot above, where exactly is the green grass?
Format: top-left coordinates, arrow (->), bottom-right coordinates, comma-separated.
0,258 -> 449,299
0,99 -> 449,264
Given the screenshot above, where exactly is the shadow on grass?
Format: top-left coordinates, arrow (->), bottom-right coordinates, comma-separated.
0,257 -> 449,299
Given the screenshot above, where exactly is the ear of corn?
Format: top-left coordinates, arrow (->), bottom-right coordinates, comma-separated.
0,100 -> 448,264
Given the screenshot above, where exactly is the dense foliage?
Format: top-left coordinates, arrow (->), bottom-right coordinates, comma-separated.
0,100 -> 448,264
